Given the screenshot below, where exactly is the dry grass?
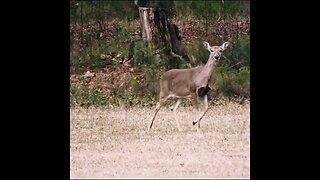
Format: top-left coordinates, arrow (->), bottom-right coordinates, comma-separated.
70,102 -> 250,179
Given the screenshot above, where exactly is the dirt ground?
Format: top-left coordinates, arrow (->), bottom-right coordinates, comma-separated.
70,102 -> 250,179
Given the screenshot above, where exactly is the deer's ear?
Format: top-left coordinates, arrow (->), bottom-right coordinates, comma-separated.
203,41 -> 211,51
222,42 -> 230,50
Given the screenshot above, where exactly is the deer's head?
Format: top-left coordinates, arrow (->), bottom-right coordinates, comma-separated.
203,41 -> 229,61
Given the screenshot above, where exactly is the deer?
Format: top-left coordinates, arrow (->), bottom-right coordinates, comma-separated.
147,41 -> 230,132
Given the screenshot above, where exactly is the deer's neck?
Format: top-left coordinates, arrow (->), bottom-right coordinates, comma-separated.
201,58 -> 217,79
193,58 -> 217,87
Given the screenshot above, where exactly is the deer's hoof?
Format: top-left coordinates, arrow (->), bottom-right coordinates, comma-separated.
192,121 -> 196,126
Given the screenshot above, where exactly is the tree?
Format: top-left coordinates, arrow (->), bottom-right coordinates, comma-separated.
135,0 -> 191,67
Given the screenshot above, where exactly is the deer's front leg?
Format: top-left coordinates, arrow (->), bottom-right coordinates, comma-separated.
193,95 -> 209,132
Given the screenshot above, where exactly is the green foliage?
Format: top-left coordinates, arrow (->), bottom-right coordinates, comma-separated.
129,41 -> 162,98
70,85 -> 112,108
91,54 -> 112,69
168,56 -> 189,69
131,41 -> 159,66
70,20 -> 136,73
71,1 -> 138,23
212,65 -> 250,99
130,40 -> 189,70
71,1 -> 249,24
186,39 -> 213,65
174,1 -> 249,20
70,83 -> 157,108
141,65 -> 161,97
114,24 -> 132,38
223,35 -> 250,68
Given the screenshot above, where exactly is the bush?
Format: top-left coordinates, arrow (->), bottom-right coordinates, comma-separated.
186,39 -> 214,65
212,65 -> 250,99
222,35 -> 250,69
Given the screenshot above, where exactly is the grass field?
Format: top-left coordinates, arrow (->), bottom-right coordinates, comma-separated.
70,102 -> 250,178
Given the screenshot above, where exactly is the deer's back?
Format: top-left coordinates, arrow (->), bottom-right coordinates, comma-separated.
159,67 -> 203,98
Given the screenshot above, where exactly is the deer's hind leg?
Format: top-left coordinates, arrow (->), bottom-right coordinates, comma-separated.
148,95 -> 170,132
171,99 -> 182,131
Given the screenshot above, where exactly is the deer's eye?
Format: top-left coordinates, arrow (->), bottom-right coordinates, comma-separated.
210,50 -> 214,52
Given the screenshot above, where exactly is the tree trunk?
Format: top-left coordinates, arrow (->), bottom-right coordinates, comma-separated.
138,7 -> 191,65
139,7 -> 154,41
154,9 -> 189,60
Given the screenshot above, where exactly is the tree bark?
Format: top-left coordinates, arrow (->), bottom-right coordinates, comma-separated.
139,7 -> 154,42
138,7 -> 190,65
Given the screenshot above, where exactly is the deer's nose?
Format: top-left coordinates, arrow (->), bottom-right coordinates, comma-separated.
214,56 -> 219,59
